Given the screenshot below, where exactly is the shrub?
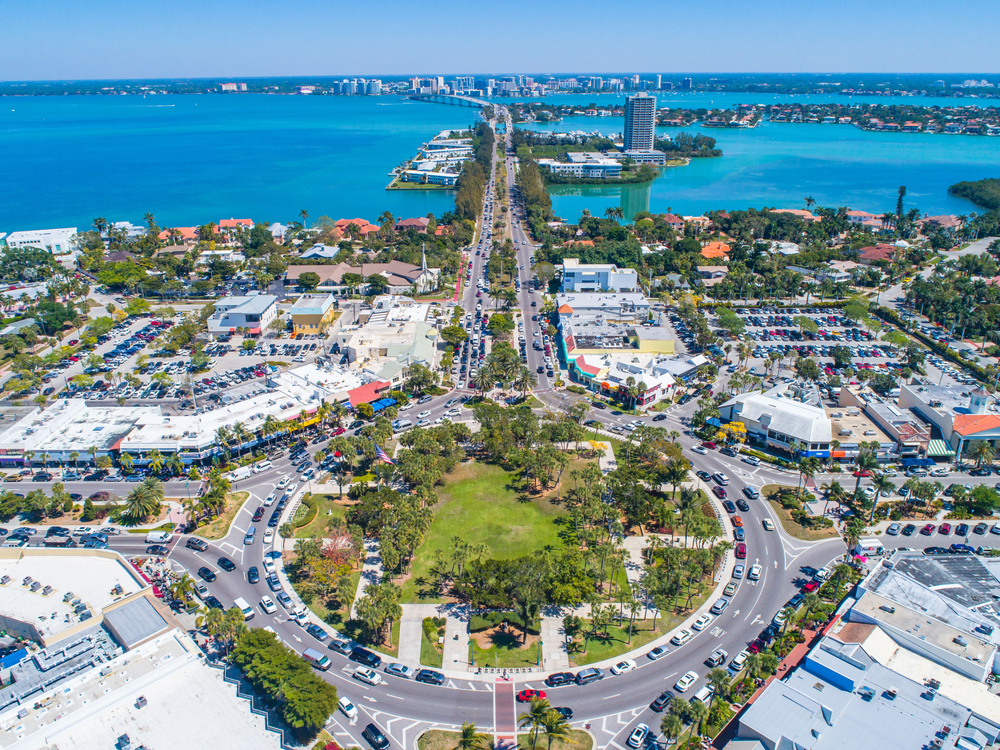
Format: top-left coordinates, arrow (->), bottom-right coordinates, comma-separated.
80,498 -> 96,522
566,385 -> 587,395
293,494 -> 319,529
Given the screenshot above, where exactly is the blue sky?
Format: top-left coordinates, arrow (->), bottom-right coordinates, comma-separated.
2,0 -> 998,80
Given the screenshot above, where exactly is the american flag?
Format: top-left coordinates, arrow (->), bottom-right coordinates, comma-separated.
374,443 -> 395,465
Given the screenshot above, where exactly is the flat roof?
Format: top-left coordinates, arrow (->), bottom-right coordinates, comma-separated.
103,596 -> 169,649
0,550 -> 146,644
826,405 -> 893,444
1,629 -> 285,750
290,293 -> 334,314
0,400 -> 161,455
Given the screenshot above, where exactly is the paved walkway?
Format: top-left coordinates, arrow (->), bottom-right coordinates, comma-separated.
442,608 -> 470,673
351,540 -> 383,619
540,615 -> 569,670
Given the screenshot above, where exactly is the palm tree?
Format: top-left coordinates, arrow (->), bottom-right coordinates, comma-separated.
140,477 -> 165,504
852,449 -> 879,495
518,698 -> 552,750
869,473 -> 895,524
118,452 -> 134,472
970,441 -> 995,469
146,449 -> 165,475
660,713 -> 683,746
122,485 -> 161,523
540,709 -> 572,750
687,698 -> 710,741
513,367 -> 536,397
169,573 -> 197,608
457,723 -> 490,750
299,209 -> 309,228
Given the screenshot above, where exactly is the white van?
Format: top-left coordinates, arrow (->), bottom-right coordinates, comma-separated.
229,466 -> 252,482
234,597 -> 255,621
392,419 -> 413,432
144,531 -> 173,544
253,461 -> 273,474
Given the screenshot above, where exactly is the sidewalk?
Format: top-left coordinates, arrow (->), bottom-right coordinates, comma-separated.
351,540 -> 383,619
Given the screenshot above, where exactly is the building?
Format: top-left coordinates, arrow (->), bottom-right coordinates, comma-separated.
299,243 -> 340,260
838,385 -> 933,458
621,149 -> 666,165
394,217 -> 432,233
700,241 -> 731,260
696,266 -> 728,286
858,243 -> 901,264
2,227 -> 77,257
719,382 -> 832,456
206,293 -> 278,337
623,93 -> 656,152
556,292 -> 650,324
285,258 -> 440,295
561,259 -> 638,292
338,296 -> 436,370
0,548 -> 286,750
290,293 -> 337,335
537,157 -> 622,179
568,352 -> 680,408
898,383 -> 1000,460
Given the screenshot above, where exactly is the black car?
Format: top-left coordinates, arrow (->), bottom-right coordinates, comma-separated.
217,557 -> 236,572
306,624 -> 328,642
46,526 -> 70,537
545,671 -> 574,687
901,524 -> 916,536
974,522 -> 989,535
351,647 -> 382,668
696,471 -> 712,482
415,668 -> 445,685
363,724 -> 390,750
650,691 -> 674,712
736,499 -> 750,512
923,546 -> 950,556
652,414 -> 667,422
723,500 -> 737,514
247,566 -> 260,584
956,523 -> 970,536
268,512 -> 280,528
553,707 -> 574,719
197,567 -> 217,582
204,595 -> 224,610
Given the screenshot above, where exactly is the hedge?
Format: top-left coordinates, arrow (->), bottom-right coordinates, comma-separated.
470,611 -> 538,634
293,494 -> 319,529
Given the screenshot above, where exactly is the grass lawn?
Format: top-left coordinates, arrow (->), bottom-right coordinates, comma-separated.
301,588 -> 399,657
420,618 -> 443,667
517,730 -> 593,750
193,492 -> 250,540
399,463 -> 568,603
294,495 -> 349,538
761,485 -> 840,542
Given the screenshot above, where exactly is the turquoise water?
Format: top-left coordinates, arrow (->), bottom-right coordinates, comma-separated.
521,115 -> 1000,221
508,91 -> 997,109
1,93 -> 997,232
0,94 -> 466,230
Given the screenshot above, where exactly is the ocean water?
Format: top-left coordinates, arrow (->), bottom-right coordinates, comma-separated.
0,94 -> 469,231
0,92 -> 996,233
520,115 -> 1000,222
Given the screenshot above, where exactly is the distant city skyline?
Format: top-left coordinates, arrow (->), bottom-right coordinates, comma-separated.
1,0 -> 997,81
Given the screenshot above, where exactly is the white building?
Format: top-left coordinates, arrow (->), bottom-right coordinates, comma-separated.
206,293 -> 278,337
719,382 -> 832,456
338,296 -> 436,369
561,258 -> 639,292
537,158 -> 622,179
2,227 -> 77,257
623,93 -> 656,151
568,352 -> 677,409
556,291 -> 650,323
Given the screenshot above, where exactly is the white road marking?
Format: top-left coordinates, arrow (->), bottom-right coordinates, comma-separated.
385,693 -> 403,700
603,693 -> 621,700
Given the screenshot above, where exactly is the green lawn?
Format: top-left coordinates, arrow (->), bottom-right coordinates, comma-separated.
517,730 -> 593,750
294,495 -> 349,538
399,463 -> 568,603
420,618 -> 443,667
296,571 -> 402,657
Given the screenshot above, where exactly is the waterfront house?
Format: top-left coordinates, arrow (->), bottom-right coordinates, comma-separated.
218,218 -> 253,231
700,242 -> 730,261
158,226 -> 198,244
394,217 -> 431,233
335,218 -> 380,238
846,210 -> 878,225
858,244 -> 900,265
662,213 -> 685,231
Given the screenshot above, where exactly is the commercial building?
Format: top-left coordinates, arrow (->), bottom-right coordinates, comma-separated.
1,227 -> 77,257
0,548 -> 286,750
285,259 -> 440,295
838,385 -> 933,458
719,382 -> 832,456
899,383 -> 999,459
561,259 -> 639,292
556,291 -> 650,323
623,93 -> 656,151
337,296 -> 436,372
537,157 -> 622,179
568,352 -> 678,408
290,293 -> 337,335
206,293 -> 278,337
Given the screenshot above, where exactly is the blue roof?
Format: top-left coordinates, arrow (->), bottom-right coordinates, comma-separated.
0,648 -> 27,670
369,398 -> 398,412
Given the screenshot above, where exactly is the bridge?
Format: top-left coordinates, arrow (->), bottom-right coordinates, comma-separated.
408,93 -> 492,108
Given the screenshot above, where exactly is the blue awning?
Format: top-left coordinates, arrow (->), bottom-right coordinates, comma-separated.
705,417 -> 722,427
900,457 -> 935,467
369,398 -> 398,412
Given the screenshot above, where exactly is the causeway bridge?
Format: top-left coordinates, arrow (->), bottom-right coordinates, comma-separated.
408,93 -> 491,108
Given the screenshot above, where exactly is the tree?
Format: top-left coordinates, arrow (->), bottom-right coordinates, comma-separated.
441,325 -> 468,347
660,713 -> 683,746
541,709 -> 572,750
298,272 -> 321,291
457,723 -> 491,750
688,698 -> 710,740
518,697 -> 551,750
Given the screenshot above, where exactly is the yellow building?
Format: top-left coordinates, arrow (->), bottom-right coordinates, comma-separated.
290,293 -> 336,335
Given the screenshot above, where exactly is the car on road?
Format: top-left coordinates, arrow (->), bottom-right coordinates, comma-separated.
217,557 -> 236,572
259,596 -> 277,614
748,564 -> 762,581
974,522 -> 989,535
956,523 -> 970,536
674,671 -> 698,692
197,567 -> 217,582
729,650 -> 749,673
611,659 -> 637,675
517,689 -> 547,702
626,724 -> 650,749
417,411 -> 431,419
724,581 -> 739,597
354,666 -> 382,686
146,545 -> 169,555
692,614 -> 713,631
706,648 -> 729,667
735,543 -> 747,559
695,471 -> 712,482
733,564 -> 745,579
204,595 -> 223,610
306,624 -> 327,642
277,591 -> 293,609
545,672 -> 574,687
743,486 -> 760,500
939,523 -> 952,535
670,629 -> 693,646
647,645 -> 669,661
902,523 -> 916,536
553,707 -> 573,720
351,647 -> 382,668
762,518 -> 775,531
338,696 -> 358,720
736,499 -> 750,512
263,493 -> 276,506
650,691 -> 674,711
802,581 -> 820,593
712,486 -> 728,499
711,598 -> 730,615
733,527 -> 745,541
385,663 -> 417,680
415,669 -> 445,685
692,446 -> 708,455
362,723 -> 390,750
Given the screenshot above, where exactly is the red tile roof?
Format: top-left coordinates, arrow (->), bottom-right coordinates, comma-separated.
558,304 -> 574,313
347,380 -> 392,408
700,242 -> 730,259
219,218 -> 253,228
953,413 -> 1000,436
858,244 -> 898,263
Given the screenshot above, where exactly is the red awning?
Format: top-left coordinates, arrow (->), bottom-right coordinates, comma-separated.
229,328 -> 236,333
249,327 -> 261,334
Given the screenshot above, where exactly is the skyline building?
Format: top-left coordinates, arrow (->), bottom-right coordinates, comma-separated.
623,93 -> 656,152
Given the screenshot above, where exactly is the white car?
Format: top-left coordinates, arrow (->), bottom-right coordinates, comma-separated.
259,596 -> 277,614
610,659 -> 637,675
72,526 -> 94,537
749,564 -> 762,581
929,468 -> 949,477
445,408 -> 461,417
398,403 -> 414,412
762,519 -> 775,531
772,610 -> 787,627
692,446 -> 708,455
729,650 -> 749,672
417,410 -> 431,419
692,614 -> 714,631
263,528 -> 274,543
277,478 -> 289,489
263,493 -> 276,506
674,671 -> 698,692
670,629 -> 692,646
626,724 -> 650,749
338,696 -> 358,720
286,483 -> 298,493
262,557 -> 276,574
353,666 -> 382,686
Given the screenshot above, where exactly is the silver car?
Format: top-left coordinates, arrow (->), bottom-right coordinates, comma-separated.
384,662 -> 416,679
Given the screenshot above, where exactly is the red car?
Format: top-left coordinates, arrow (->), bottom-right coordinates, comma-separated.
939,523 -> 951,535
852,470 -> 872,478
517,689 -> 547,702
712,486 -> 727,499
735,543 -> 747,559
921,524 -> 936,535
747,639 -> 764,653
332,427 -> 346,436
801,581 -> 820,593
701,441 -> 717,450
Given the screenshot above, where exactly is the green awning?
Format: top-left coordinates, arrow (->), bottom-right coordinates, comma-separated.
926,439 -> 953,457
